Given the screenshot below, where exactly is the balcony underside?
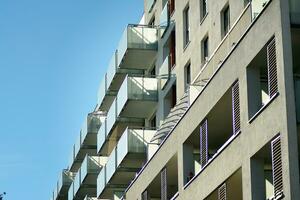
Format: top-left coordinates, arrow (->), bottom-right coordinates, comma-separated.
70,149 -> 97,172
73,174 -> 98,200
119,49 -> 157,69
120,100 -> 157,118
99,93 -> 116,112
99,153 -> 146,199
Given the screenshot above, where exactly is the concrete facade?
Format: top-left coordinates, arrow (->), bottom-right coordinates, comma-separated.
51,0 -> 300,200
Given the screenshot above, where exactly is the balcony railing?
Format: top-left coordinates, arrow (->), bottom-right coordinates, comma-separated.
53,170 -> 74,200
97,128 -> 156,199
160,2 -> 169,36
68,182 -> 74,200
117,25 -> 158,69
70,156 -> 105,199
96,166 -> 106,198
159,56 -> 171,89
68,115 -> 101,171
117,75 -> 158,116
97,119 -> 107,155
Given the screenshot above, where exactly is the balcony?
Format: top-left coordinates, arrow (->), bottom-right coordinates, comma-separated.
68,156 -> 106,200
97,76 -> 158,156
97,73 -> 116,112
97,128 -> 156,199
53,170 -> 74,200
117,24 -> 158,70
69,114 -> 102,172
144,155 -> 179,200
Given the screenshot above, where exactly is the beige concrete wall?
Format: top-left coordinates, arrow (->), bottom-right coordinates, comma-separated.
125,0 -> 300,199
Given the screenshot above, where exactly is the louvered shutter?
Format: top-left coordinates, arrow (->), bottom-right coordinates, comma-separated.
232,82 -> 241,134
161,168 -> 168,200
271,135 -> 283,198
141,190 -> 148,200
200,119 -> 208,168
218,183 -> 227,200
267,37 -> 278,98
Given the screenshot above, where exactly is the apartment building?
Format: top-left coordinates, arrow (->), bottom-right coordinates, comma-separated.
51,0 -> 300,199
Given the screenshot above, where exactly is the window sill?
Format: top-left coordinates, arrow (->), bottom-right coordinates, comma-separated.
200,12 -> 208,25
248,92 -> 279,123
183,131 -> 241,190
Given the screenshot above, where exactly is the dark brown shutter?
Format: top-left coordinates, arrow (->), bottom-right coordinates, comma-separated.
267,37 -> 278,98
161,168 -> 167,200
169,31 -> 176,69
271,135 -> 283,198
232,82 -> 241,134
200,119 -> 208,168
218,183 -> 227,200
169,0 -> 175,15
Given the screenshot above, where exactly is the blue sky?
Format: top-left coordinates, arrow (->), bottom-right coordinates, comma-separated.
0,0 -> 143,199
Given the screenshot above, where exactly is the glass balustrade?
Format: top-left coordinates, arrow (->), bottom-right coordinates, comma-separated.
160,2 -> 169,36
117,128 -> 148,166
97,119 -> 107,154
97,166 -> 106,197
106,53 -> 117,92
74,133 -> 81,160
106,99 -> 117,136
117,25 -> 158,69
68,182 -> 74,200
97,74 -> 107,109
106,148 -> 117,183
73,170 -> 81,196
117,75 -> 158,116
160,56 -> 170,89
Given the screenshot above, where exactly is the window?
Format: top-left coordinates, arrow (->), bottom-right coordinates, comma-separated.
200,0 -> 208,21
250,135 -> 283,199
221,4 -> 230,38
201,35 -> 209,65
185,63 -> 191,91
183,5 -> 190,48
247,37 -> 278,119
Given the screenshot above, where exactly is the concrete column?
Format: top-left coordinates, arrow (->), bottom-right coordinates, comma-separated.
250,158 -> 266,200
182,143 -> 194,185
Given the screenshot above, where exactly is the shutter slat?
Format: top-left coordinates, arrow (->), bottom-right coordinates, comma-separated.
218,183 -> 227,200
161,168 -> 167,200
267,37 -> 278,98
271,135 -> 283,198
232,82 -> 241,134
200,119 -> 208,168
